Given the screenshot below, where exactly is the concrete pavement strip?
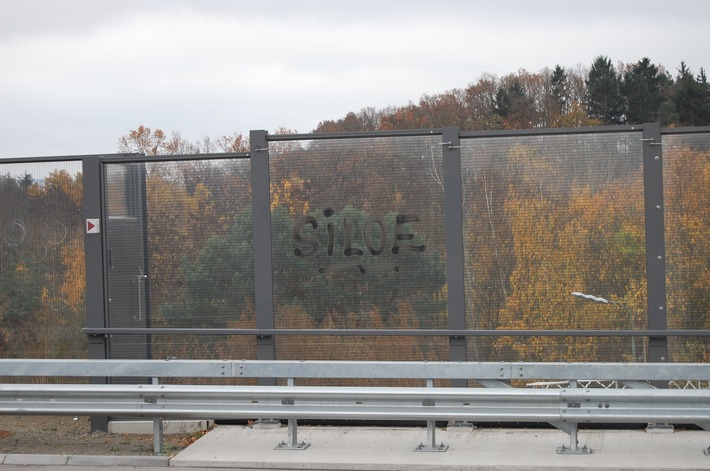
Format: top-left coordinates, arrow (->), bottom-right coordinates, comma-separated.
1,425 -> 709,470
170,425 -> 710,470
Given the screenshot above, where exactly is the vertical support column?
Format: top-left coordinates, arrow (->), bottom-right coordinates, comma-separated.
556,381 -> 591,454
152,377 -> 164,453
250,130 -> 276,382
82,155 -> 109,432
415,379 -> 448,452
275,378 -> 310,450
642,123 -> 669,363
442,127 -> 468,378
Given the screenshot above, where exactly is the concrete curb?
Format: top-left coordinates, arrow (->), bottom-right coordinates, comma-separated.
1,453 -> 169,467
68,454 -> 169,467
2,454 -> 69,465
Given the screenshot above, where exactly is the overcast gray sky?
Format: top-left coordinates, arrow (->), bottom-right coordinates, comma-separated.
1,0 -> 708,158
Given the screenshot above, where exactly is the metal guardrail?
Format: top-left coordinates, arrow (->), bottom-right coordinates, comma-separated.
1,359 -> 709,455
3,359 -> 710,380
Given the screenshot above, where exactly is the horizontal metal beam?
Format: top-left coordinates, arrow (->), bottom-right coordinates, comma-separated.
0,403 -> 564,423
661,125 -> 710,135
1,359 -> 709,381
265,128 -> 443,142
81,327 -> 710,338
4,383 -> 707,403
97,152 -> 249,163
460,124 -> 642,139
0,359 -> 231,378
0,384 -> 559,402
1,384 -> 707,425
0,155 -> 103,164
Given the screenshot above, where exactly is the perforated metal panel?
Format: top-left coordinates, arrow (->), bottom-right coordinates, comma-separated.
461,132 -> 645,362
268,136 -> 448,361
0,160 -> 85,359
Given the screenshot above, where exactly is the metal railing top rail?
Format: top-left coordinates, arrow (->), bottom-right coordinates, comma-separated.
661,125 -> 710,135
261,123 -> 710,144
1,359 -> 709,382
264,124 -> 649,143
265,128 -> 443,142
459,124 -> 643,139
96,151 -> 250,163
0,153 -> 137,164
81,327 -> 710,338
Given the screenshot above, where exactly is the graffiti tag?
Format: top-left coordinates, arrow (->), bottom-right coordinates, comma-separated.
292,208 -> 425,274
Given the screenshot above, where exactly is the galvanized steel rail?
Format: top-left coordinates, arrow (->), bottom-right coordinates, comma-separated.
1,359 -> 709,455
3,358 -> 710,380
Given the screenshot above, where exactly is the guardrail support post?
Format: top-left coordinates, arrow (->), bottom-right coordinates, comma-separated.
152,377 -> 164,453
556,381 -> 591,454
556,422 -> 590,455
415,380 -> 448,452
275,378 -> 310,450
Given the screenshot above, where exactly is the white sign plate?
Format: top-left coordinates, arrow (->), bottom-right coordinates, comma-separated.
86,218 -> 100,234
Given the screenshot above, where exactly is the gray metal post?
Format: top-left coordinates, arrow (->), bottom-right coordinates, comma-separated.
415,379 -> 448,452
642,123 -> 669,363
152,377 -> 164,453
82,155 -> 109,432
250,130 -> 276,378
275,378 -> 310,450
556,381 -> 591,454
442,127 -> 468,372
